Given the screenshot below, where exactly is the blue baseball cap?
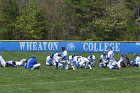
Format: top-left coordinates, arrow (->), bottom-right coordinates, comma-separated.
103,52 -> 107,55
50,53 -> 54,58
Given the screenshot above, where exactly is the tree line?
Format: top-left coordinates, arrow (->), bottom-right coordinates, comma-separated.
0,0 -> 140,40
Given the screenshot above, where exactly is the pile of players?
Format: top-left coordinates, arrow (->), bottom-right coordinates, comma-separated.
0,46 -> 140,70
46,46 -> 140,70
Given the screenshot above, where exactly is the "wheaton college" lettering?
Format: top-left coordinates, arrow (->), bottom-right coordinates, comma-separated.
20,42 -> 58,51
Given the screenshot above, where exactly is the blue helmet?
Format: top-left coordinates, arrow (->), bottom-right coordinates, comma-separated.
90,55 -> 93,58
72,54 -> 75,58
31,55 -> 36,58
50,53 -> 54,58
103,52 -> 107,56
58,53 -> 62,57
89,53 -> 93,58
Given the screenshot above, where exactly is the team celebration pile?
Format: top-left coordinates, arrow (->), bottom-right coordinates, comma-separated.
0,46 -> 140,70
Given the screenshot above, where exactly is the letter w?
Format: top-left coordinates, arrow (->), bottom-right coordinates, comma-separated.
20,42 -> 26,50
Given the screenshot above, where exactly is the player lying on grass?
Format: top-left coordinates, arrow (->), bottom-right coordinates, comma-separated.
6,59 -> 27,67
0,52 -> 27,67
117,53 -> 130,68
66,54 -> 75,70
130,53 -> 140,67
54,53 -> 64,69
24,55 -> 41,69
88,53 -> 96,66
0,52 -> 6,67
15,59 -> 27,66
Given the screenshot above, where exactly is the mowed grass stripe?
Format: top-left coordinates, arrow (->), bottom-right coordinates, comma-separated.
1,75 -> 140,87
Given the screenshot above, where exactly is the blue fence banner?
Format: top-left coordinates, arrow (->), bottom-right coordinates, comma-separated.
0,41 -> 140,53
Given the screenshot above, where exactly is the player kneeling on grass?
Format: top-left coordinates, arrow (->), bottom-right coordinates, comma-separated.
24,55 -> 41,69
88,53 -> 95,66
99,52 -> 108,68
75,56 -> 92,69
46,53 -> 55,66
61,47 -> 69,69
66,54 -> 76,70
0,52 -> 6,67
117,53 -> 130,68
107,46 -> 119,69
61,47 -> 68,61
130,53 -> 140,67
54,53 -> 63,69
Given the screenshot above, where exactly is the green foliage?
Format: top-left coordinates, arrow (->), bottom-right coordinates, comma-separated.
62,0 -> 138,41
15,0 -> 37,39
0,0 -> 19,39
14,0 -> 47,40
0,0 -> 139,40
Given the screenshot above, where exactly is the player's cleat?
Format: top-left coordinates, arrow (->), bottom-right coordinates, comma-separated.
72,66 -> 75,70
89,66 -> 92,69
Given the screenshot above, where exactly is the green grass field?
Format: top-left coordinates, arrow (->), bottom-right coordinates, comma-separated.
0,52 -> 140,93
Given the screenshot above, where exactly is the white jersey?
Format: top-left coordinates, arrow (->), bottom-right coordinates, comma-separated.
55,56 -> 62,62
0,56 -> 6,67
69,55 -> 74,62
62,50 -> 68,57
107,50 -> 115,61
82,57 -> 89,62
78,57 -> 90,67
77,57 -> 84,63
100,55 -> 107,63
54,53 -> 59,58
88,55 -> 95,60
54,53 -> 61,62
6,60 -> 14,65
77,57 -> 89,63
135,56 -> 140,63
46,56 -> 55,65
69,55 -> 73,60
46,56 -> 54,62
74,56 -> 82,63
88,55 -> 95,63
